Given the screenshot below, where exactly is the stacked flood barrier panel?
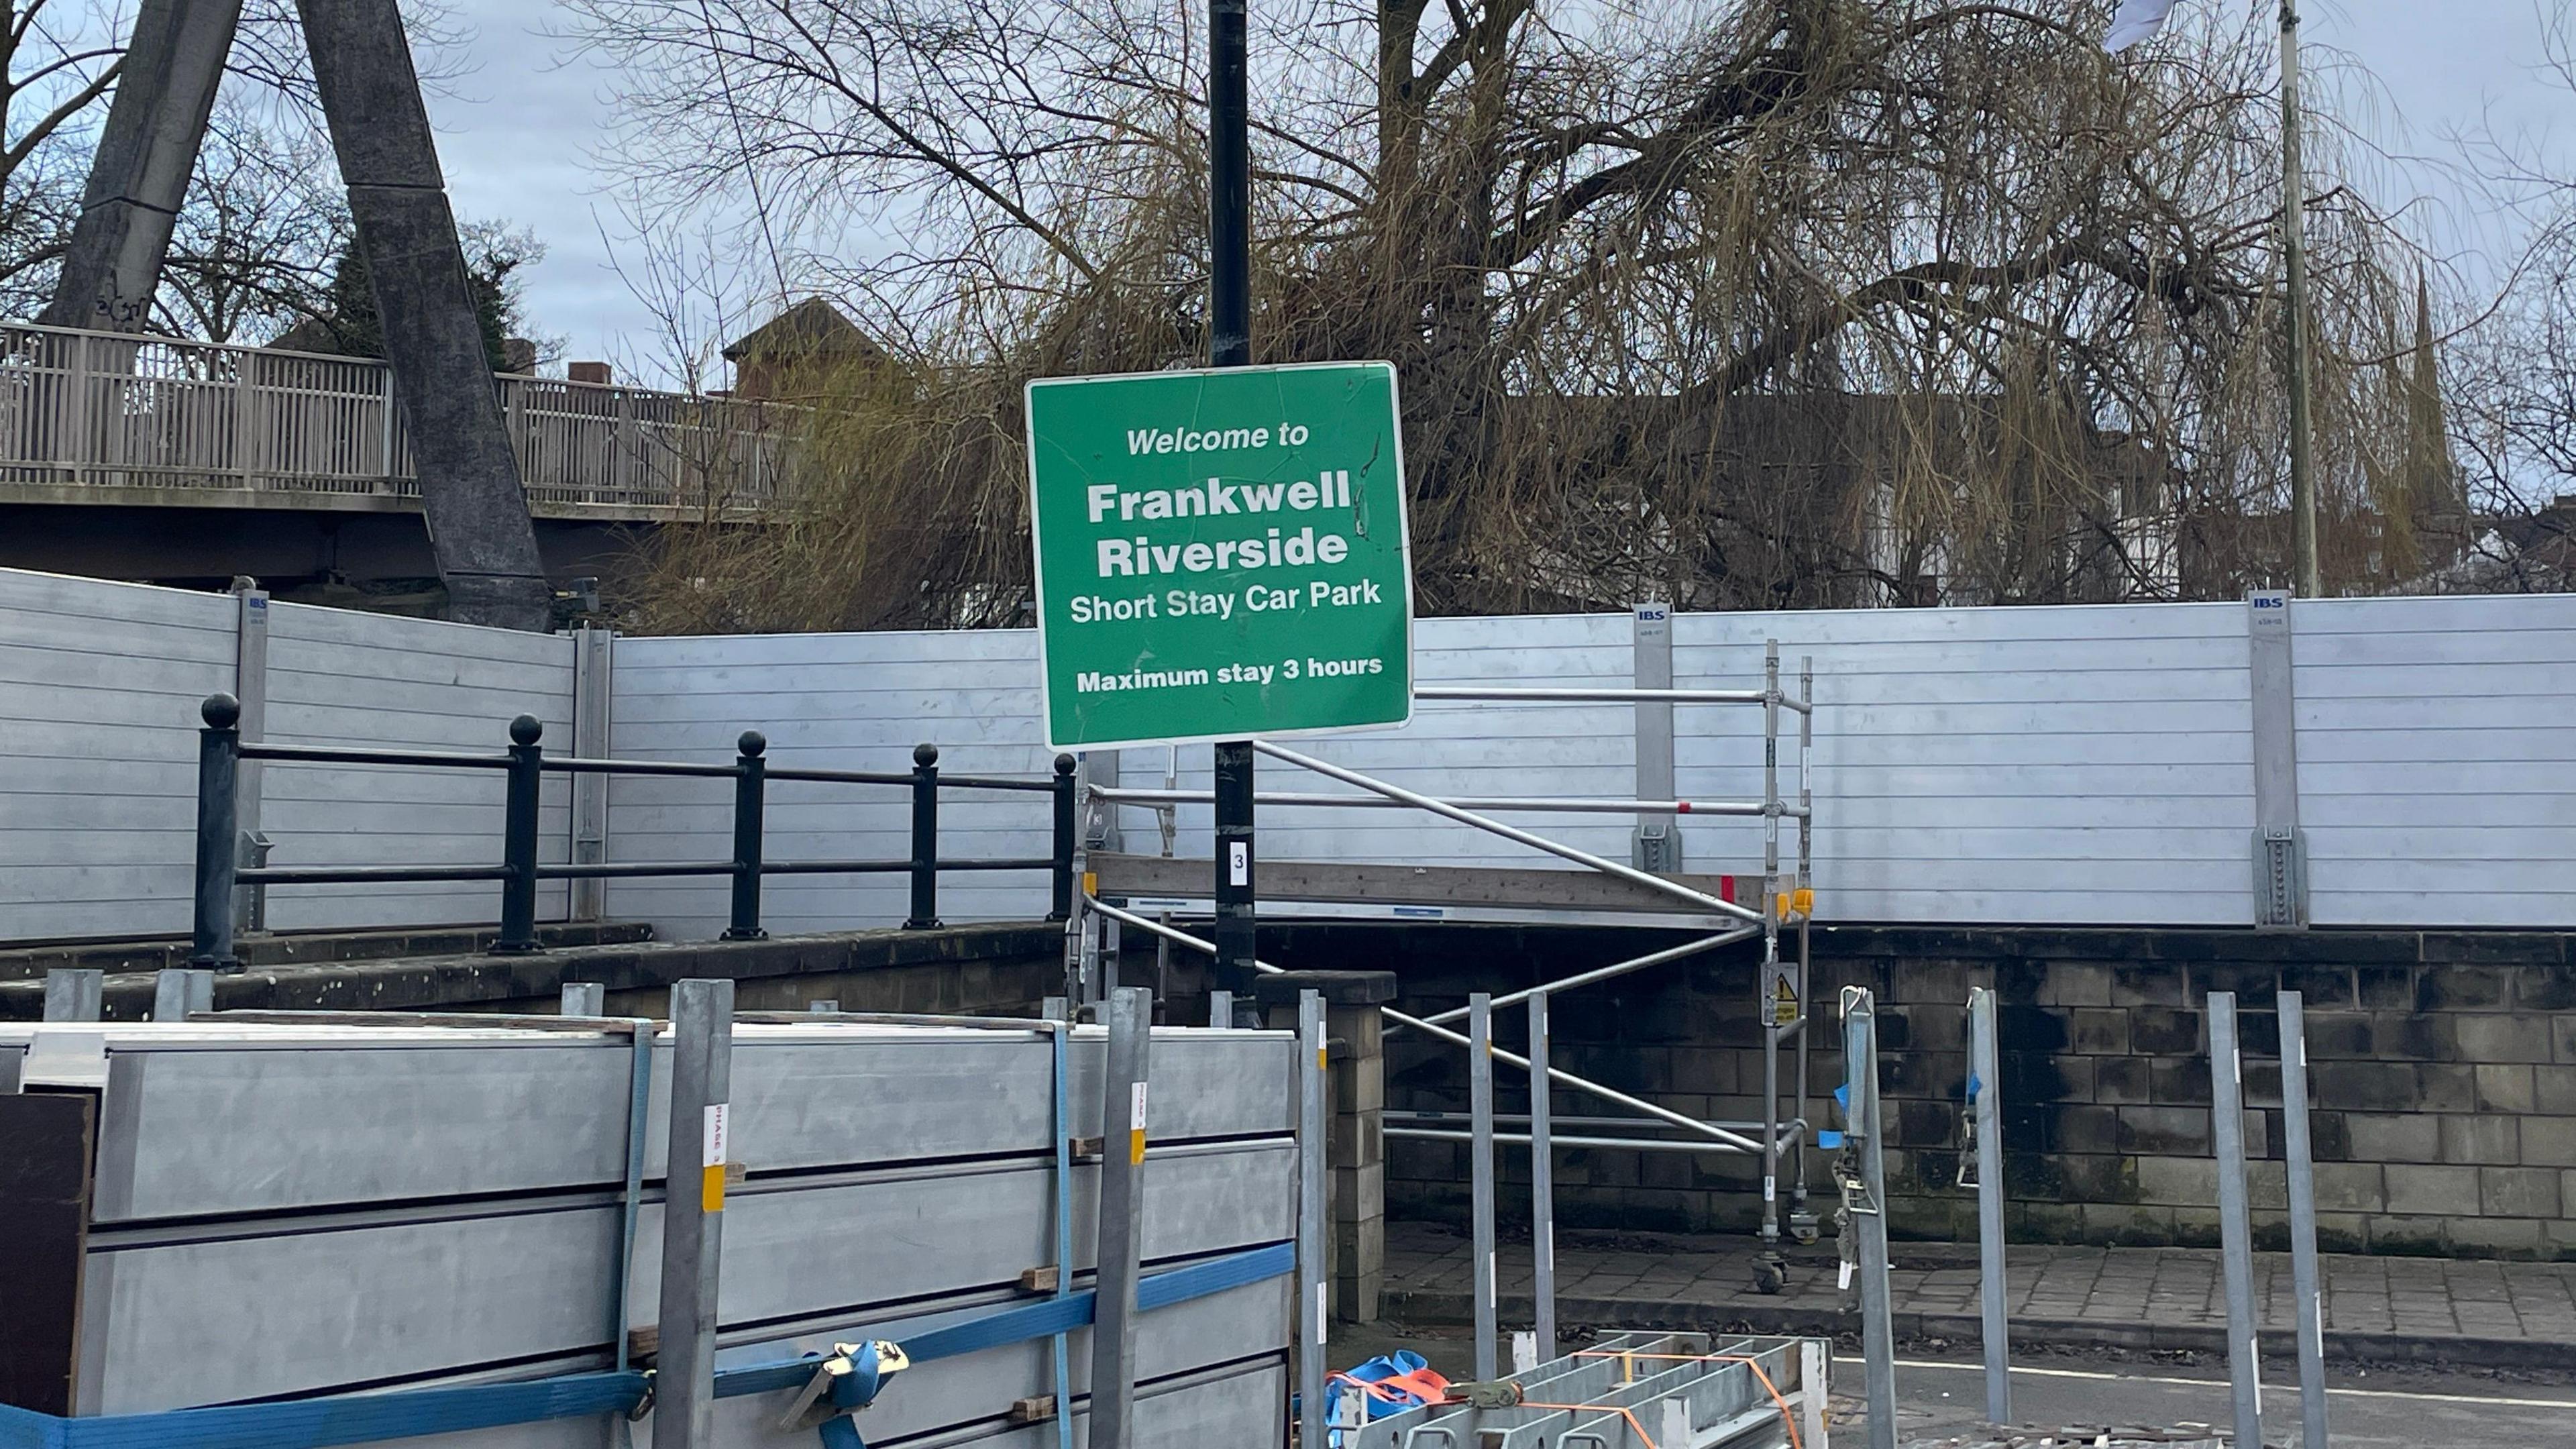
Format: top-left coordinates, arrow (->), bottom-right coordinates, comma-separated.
260,600 -> 578,932
602,628 -> 1057,938
0,570 -> 237,943
0,568 -> 580,945
1670,602 -> 2259,924
2292,594 -> 2576,928
601,596 -> 2576,937
0,1018 -> 1293,1448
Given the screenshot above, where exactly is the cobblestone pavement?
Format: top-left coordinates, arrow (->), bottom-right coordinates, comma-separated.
1382,1222 -> 2576,1363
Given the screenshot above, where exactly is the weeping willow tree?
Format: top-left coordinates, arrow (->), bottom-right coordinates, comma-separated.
570,0 -> 2452,632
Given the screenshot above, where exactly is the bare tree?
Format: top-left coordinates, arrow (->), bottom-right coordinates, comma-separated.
568,0 -> 2450,628
1,0 -> 470,327
152,99 -> 347,341
0,0 -> 125,307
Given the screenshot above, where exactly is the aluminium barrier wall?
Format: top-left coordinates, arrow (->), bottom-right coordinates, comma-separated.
608,595 -> 2574,935
601,627 -> 1067,936
3,564 -> 2570,943
0,570 -> 235,943
0,568 -> 578,942
260,598 -> 580,930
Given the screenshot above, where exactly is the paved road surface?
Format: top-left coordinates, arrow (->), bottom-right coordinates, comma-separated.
1863,1352 -> 2576,1449
1385,1225 -> 2576,1352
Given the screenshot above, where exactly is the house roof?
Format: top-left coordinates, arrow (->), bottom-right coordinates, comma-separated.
721,299 -> 889,365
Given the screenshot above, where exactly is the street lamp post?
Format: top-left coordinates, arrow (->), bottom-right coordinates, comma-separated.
2279,0 -> 2320,597
1210,0 -> 1258,1021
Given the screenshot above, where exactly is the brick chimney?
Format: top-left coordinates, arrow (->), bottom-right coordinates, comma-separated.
568,361 -> 612,385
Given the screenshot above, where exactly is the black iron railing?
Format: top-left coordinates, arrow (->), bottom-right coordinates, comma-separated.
186,694 -> 1076,970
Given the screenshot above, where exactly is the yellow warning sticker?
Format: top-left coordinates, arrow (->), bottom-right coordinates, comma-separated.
1128,1081 -> 1149,1165
1770,976 -> 1800,1026
702,1103 -> 730,1212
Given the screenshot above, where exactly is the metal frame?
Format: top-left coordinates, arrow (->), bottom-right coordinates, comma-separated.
154,968 -> 214,1021
1346,1331 -> 1822,1449
653,978 -> 732,1449
1967,985 -> 2009,1424
1527,991 -> 1558,1364
1098,788 -> 1806,820
1630,604 -> 1680,875
2279,989 -> 2330,1449
2204,987 -> 2330,1449
1469,994 -> 1499,1382
2249,590 -> 2308,926
2209,993 -> 2263,1449
42,968 -> 102,1022
1088,986 -> 1152,1449
1843,987 -> 1896,1449
1296,991 -> 1328,1449
1081,645 -> 1822,1334
230,584 -> 272,935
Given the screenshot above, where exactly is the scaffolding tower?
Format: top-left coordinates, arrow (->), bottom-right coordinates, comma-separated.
1077,637 -> 1821,1328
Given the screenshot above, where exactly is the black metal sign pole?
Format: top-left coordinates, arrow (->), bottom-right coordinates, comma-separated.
1210,0 -> 1258,1025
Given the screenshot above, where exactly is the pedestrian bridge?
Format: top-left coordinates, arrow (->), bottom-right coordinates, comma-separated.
0,320 -> 795,521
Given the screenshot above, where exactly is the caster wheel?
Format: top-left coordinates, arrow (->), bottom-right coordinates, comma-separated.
1753,1260 -> 1788,1295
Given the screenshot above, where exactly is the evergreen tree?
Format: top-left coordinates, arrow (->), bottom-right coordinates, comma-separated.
295,223 -> 543,373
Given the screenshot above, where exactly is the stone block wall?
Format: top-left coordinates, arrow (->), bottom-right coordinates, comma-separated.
1857,929 -> 2576,1261
0,921 -> 1067,1021
1251,921 -> 2576,1261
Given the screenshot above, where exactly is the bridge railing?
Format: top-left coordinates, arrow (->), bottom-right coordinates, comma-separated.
184,693 -> 1077,969
0,321 -> 798,511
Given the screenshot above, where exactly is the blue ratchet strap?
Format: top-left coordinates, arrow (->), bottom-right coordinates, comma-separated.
717,1244 -> 1293,1448
1817,1081 -> 1850,1149
711,1244 -> 1295,1399
0,1373 -> 647,1449
802,1343 -> 906,1449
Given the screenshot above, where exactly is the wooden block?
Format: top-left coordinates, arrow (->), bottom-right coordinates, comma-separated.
0,1093 -> 95,1415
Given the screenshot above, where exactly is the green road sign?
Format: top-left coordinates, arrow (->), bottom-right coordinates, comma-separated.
1026,361 -> 1414,749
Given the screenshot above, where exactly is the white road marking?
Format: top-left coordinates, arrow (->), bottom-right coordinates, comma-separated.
1840,1356 -> 2576,1409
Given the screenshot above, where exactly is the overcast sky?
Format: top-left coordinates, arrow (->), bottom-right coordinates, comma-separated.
423,1 -> 2572,384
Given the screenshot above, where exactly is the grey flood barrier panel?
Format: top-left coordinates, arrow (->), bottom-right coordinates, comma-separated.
68,1026 -> 1286,1223
0,1016 -> 1298,1440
